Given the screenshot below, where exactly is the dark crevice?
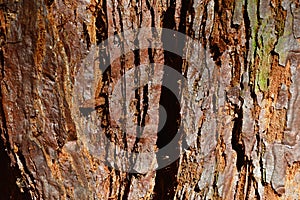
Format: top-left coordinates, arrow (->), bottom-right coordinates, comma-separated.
178,0 -> 189,34
145,0 -> 155,27
194,181 -> 201,193
253,176 -> 261,200
243,0 -> 251,72
200,3 -> 208,45
108,170 -> 114,199
133,47 -> 141,138
210,44 -> 222,66
186,0 -> 195,38
161,1 -> 176,30
82,22 -> 91,50
45,0 -> 54,7
153,1 -> 188,198
156,85 -> 181,149
116,170 -> 123,200
212,166 -> 221,199
231,102 -> 245,171
141,85 -> 149,128
259,134 -> 266,185
95,0 -> 108,45
0,49 -> 4,77
16,150 -> 40,198
245,160 -> 252,200
0,135 -> 32,200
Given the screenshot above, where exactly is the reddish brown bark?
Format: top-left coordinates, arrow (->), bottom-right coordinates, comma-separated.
1,0 -> 300,199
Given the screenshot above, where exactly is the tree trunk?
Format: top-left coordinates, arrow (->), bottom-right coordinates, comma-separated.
1,0 -> 300,199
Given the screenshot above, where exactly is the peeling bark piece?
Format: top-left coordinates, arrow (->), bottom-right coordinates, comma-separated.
275,2 -> 300,66
264,143 -> 275,184
200,117 -> 217,157
242,91 -> 255,157
80,97 -> 106,108
196,155 -> 216,198
292,3 -> 300,38
271,143 -> 287,195
283,131 -> 298,146
232,0 -> 244,25
285,51 -> 300,147
275,84 -> 288,109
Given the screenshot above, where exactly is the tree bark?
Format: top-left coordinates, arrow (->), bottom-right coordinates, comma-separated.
1,0 -> 300,199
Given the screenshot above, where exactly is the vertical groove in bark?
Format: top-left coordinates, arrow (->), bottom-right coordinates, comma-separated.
153,1 -> 181,198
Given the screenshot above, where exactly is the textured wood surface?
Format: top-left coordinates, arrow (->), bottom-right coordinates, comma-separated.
1,0 -> 300,199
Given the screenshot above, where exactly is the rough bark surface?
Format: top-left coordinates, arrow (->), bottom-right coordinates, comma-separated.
1,0 -> 300,199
